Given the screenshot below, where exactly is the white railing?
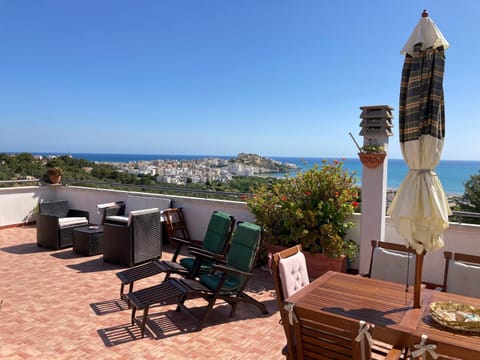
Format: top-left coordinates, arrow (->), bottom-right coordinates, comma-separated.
1,184 -> 478,287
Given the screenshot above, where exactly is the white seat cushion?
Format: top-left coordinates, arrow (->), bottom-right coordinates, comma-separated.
105,215 -> 129,224
96,202 -> 119,214
58,217 -> 88,229
278,251 -> 310,298
447,260 -> 480,298
370,247 -> 415,285
96,202 -> 118,210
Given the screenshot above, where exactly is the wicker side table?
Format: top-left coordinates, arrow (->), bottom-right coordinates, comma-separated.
73,225 -> 104,256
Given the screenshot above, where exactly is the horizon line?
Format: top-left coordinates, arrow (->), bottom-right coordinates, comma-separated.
2,150 -> 480,162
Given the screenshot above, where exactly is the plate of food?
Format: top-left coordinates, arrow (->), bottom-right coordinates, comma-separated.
430,301 -> 480,333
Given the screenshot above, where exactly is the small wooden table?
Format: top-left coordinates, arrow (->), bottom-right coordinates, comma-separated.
73,225 -> 104,256
286,271 -> 480,358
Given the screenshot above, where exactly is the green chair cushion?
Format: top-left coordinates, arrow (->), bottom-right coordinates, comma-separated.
199,222 -> 262,293
180,257 -> 213,273
226,222 -> 261,272
202,211 -> 233,254
199,272 -> 241,292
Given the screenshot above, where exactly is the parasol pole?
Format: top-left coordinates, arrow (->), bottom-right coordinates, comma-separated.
413,252 -> 424,308
412,9 -> 431,309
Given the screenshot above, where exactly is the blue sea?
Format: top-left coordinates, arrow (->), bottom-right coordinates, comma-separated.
27,152 -> 480,195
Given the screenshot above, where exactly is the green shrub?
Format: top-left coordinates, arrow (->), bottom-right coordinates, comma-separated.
246,160 -> 359,259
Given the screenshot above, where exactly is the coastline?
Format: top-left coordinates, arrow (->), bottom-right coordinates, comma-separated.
6,151 -> 479,195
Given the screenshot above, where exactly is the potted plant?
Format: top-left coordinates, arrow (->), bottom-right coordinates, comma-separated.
47,167 -> 63,184
46,159 -> 63,184
358,144 -> 386,169
246,160 -> 360,278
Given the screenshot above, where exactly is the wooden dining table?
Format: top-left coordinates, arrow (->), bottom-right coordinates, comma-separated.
285,271 -> 480,358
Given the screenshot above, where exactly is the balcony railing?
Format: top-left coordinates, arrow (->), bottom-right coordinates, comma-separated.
2,179 -> 478,224
63,179 -> 246,200
0,183 -> 479,289
451,210 -> 480,223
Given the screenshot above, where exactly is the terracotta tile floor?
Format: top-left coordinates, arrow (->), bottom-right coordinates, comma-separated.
0,226 -> 285,359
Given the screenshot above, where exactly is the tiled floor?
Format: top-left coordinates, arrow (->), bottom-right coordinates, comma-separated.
0,226 -> 286,359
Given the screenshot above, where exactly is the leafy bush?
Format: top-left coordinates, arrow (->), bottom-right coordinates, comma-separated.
463,171 -> 480,211
246,160 -> 360,259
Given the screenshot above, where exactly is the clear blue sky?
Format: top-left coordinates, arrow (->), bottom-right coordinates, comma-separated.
1,1 -> 479,160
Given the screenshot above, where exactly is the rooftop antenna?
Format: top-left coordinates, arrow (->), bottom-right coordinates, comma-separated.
349,132 -> 362,152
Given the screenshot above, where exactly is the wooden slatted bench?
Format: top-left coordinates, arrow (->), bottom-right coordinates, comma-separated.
125,279 -> 210,337
116,260 -> 184,303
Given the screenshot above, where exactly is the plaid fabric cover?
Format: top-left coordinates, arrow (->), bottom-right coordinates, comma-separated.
399,43 -> 446,142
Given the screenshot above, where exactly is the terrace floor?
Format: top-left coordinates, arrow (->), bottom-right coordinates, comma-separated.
0,226 -> 285,359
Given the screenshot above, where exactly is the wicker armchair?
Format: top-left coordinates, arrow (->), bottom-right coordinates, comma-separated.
103,208 -> 162,267
96,201 -> 126,224
36,200 -> 90,250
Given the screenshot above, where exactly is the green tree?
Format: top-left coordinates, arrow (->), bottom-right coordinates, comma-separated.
463,171 -> 480,211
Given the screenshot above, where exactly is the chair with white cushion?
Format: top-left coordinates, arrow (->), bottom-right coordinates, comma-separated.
442,251 -> 480,298
100,195 -> 171,226
271,245 -> 310,359
96,201 -> 126,224
367,240 -> 418,285
37,200 -> 89,250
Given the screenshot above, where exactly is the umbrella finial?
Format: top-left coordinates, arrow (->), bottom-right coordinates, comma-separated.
422,9 -> 429,18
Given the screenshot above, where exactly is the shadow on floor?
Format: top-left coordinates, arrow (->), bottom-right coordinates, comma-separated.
1,242 -> 47,255
90,298 -> 130,316
66,257 -> 125,273
98,299 -> 278,345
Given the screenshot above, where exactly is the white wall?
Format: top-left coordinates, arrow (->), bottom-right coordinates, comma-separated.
0,186 -> 55,226
1,185 -> 479,287
167,194 -> 254,240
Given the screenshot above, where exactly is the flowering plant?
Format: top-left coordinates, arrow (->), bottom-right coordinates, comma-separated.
246,160 -> 360,259
360,144 -> 385,153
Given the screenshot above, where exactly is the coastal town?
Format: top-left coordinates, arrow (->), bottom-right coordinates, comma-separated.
103,153 -> 298,185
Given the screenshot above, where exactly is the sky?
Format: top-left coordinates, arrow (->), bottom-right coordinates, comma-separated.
1,1 -> 479,160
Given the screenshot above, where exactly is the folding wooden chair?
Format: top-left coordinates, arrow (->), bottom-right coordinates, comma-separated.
126,222 -> 268,336
116,209 -> 235,302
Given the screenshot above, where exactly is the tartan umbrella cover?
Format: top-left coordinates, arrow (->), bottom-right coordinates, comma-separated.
387,12 -> 451,254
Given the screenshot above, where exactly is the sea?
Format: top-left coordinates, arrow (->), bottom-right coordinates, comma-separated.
25,152 -> 480,195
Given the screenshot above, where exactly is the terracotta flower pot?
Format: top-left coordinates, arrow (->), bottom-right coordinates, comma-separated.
47,167 -> 62,184
48,174 -> 62,184
358,152 -> 386,169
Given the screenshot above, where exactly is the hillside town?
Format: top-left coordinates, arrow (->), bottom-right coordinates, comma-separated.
105,153 -> 298,185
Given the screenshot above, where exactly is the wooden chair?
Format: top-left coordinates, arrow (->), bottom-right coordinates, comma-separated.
403,332 -> 479,360
271,245 -> 310,359
291,306 -> 403,360
126,222 -> 268,336
367,240 -> 418,285
162,207 -> 191,250
289,304 -> 405,360
116,210 -> 235,302
442,251 -> 480,298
